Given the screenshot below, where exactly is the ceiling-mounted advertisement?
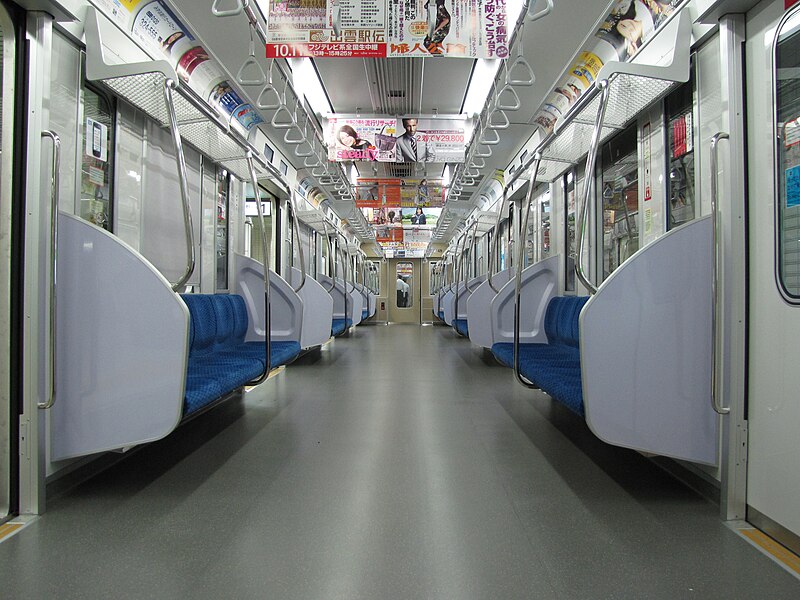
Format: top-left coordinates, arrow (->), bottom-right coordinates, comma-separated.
356,178 -> 446,207
388,0 -> 509,58
326,116 -> 468,163
265,0 -> 387,58
263,0 -> 507,58
327,117 -> 398,161
532,0 -> 682,135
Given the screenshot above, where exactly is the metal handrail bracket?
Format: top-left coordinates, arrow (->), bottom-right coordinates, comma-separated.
710,132 -> 730,416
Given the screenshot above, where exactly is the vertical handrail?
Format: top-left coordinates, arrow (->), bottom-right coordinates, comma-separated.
575,79 -> 610,295
465,220 -> 482,292
710,132 -> 730,415
513,155 -> 543,389
488,184 -> 509,293
39,131 -> 61,410
288,192 -> 307,293
163,80 -> 196,292
246,153 -> 272,383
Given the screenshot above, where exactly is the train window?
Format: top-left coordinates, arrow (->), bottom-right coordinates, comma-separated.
600,125 -> 639,280
215,169 -> 229,291
776,11 -> 800,298
80,86 -> 114,230
564,170 -> 576,292
246,183 -> 275,270
396,262 -> 413,308
665,60 -> 697,230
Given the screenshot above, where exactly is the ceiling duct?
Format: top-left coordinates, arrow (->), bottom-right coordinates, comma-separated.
366,57 -> 423,115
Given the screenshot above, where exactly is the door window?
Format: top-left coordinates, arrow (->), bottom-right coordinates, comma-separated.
396,262 -> 412,308
601,125 -> 639,280
776,12 -> 800,298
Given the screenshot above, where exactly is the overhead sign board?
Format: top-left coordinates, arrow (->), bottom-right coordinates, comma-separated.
264,0 -> 509,59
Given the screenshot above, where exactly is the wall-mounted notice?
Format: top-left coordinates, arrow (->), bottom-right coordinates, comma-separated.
388,0 -> 509,58
265,0 -> 387,58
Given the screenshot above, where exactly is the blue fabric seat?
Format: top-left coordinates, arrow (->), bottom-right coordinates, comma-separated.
331,317 -> 352,336
491,296 -> 589,416
361,309 -> 369,322
181,294 -> 301,416
453,319 -> 469,337
438,310 -> 445,321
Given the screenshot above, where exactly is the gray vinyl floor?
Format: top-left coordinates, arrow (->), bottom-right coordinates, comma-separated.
2,325 -> 799,599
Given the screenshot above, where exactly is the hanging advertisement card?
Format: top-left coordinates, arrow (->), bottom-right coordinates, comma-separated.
129,1 -> 195,68
327,117 -> 397,161
595,0 -> 680,61
266,0 -> 387,58
176,46 -> 226,99
85,118 -> 108,162
395,117 -> 467,163
387,0 -> 509,58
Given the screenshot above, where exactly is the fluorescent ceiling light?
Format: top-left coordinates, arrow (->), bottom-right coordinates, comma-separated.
289,58 -> 333,117
462,59 -> 501,118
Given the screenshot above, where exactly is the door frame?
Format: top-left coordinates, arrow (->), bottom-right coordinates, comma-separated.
388,258 -> 421,324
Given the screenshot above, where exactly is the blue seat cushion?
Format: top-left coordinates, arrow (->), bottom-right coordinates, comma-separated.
332,318 -> 352,336
361,309 -> 369,321
438,310 -> 445,321
453,319 -> 469,337
239,340 -> 302,368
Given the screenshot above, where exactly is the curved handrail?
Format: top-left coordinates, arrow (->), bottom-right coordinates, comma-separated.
288,192 -> 307,293
575,79 -> 610,295
337,232 -> 350,329
163,80 -> 196,292
710,132 -> 730,416
39,131 -> 61,410
465,221 -> 482,293
245,152 -> 272,383
513,154 -> 543,389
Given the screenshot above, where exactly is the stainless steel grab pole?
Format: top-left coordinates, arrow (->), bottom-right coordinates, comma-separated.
710,132 -> 730,416
575,79 -> 611,295
163,80 -> 197,292
288,192 -> 307,293
513,155 -> 543,389
39,131 -> 61,410
246,153 -> 271,382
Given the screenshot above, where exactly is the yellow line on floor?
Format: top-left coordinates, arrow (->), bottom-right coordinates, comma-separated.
0,523 -> 24,542
740,528 -> 800,577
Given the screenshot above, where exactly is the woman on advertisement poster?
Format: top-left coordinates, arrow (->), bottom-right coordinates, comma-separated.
423,0 -> 451,55
337,124 -> 378,160
596,0 -> 656,61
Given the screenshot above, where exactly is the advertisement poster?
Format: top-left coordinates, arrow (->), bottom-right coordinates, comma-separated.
328,116 -> 467,163
356,178 -> 446,207
388,0 -> 509,58
91,0 -> 262,134
327,117 -> 397,161
533,0 -> 682,135
266,0 -> 387,58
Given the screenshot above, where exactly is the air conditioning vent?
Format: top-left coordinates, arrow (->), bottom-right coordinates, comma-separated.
388,90 -> 406,98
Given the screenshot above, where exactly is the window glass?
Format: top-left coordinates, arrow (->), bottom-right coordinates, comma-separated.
396,262 -> 413,308
246,183 -> 274,269
666,68 -> 697,230
80,87 -> 114,230
564,171 -> 576,291
215,169 -> 229,291
601,125 -> 639,280
777,14 -> 800,297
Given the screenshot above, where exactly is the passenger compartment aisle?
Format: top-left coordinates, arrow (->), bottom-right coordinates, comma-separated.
1,327 -> 797,598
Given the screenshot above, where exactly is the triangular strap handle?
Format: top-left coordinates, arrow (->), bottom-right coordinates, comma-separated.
527,0 -> 553,22
506,56 -> 535,87
488,108 -> 510,130
480,127 -> 501,146
237,56 -> 267,87
474,143 -> 492,157
212,0 -> 247,17
495,85 -> 521,111
294,140 -> 315,157
271,104 -> 295,129
471,156 -> 486,169
257,83 -> 281,110
312,165 -> 328,177
284,123 -> 306,144
303,152 -> 321,167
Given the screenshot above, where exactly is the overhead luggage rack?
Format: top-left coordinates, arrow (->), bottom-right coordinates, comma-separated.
84,7 -> 279,184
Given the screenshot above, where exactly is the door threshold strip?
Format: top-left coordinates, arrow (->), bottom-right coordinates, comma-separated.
738,525 -> 800,579
0,517 -> 36,545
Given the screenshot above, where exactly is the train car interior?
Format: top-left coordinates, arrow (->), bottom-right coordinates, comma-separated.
1,0 -> 800,596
